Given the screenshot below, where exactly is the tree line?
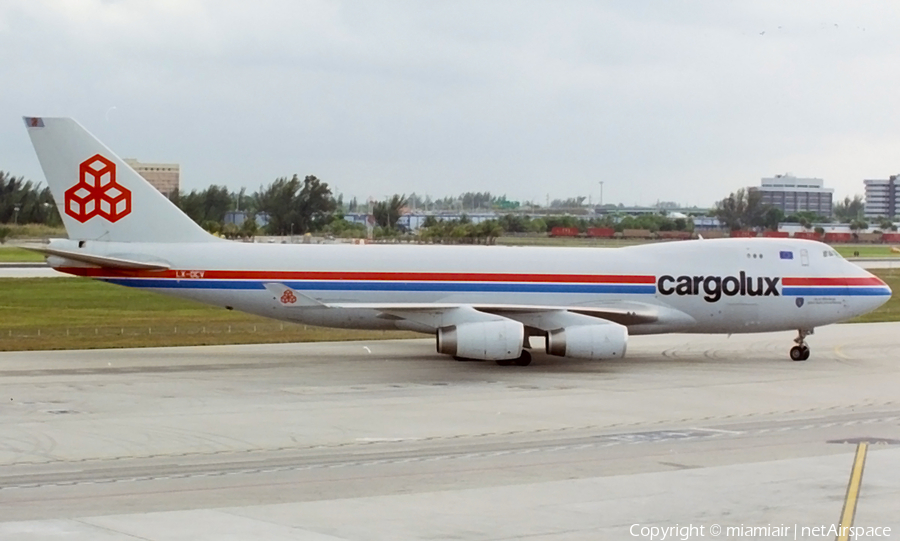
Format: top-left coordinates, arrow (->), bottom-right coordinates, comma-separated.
4,167 -> 893,238
713,189 -> 893,232
0,169 -> 769,241
0,171 -> 62,226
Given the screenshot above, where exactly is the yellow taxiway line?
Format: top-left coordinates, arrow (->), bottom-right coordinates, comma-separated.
836,442 -> 868,541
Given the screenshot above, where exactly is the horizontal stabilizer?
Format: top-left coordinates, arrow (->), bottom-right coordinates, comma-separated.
22,245 -> 170,271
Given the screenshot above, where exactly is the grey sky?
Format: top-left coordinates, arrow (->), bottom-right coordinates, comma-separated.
3,1 -> 900,207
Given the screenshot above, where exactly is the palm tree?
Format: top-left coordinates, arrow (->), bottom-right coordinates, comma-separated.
373,194 -> 406,230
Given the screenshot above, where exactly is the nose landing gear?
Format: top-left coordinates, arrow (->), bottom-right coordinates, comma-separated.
790,329 -> 813,361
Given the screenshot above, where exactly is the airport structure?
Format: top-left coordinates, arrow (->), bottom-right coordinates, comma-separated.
343,212 -> 499,232
123,158 -> 180,198
749,174 -> 833,216
863,175 -> 899,219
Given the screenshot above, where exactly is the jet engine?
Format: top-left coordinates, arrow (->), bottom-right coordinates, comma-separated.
436,320 -> 524,360
546,323 -> 628,360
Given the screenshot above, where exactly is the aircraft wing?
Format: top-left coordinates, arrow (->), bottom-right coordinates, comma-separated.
263,282 -> 659,327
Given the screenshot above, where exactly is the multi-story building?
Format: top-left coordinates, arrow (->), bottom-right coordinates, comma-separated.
123,158 -> 180,198
749,174 -> 833,216
863,175 -> 899,219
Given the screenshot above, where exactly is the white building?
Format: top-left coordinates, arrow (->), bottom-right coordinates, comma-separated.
749,174 -> 833,216
864,175 -> 899,219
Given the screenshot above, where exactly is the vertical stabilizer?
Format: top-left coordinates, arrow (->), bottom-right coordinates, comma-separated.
23,117 -> 216,243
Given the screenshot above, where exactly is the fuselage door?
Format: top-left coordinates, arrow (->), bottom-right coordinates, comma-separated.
800,249 -> 809,266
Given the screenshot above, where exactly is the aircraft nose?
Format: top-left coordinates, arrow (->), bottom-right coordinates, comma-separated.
867,270 -> 890,291
862,270 -> 892,311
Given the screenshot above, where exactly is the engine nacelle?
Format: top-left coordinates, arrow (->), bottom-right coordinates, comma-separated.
546,323 -> 628,360
436,320 -> 524,360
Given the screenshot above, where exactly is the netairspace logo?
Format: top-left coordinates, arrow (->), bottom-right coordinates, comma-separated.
657,272 -> 780,303
629,522 -> 892,540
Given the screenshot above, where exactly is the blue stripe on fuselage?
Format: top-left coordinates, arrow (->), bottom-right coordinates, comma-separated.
782,286 -> 891,297
100,278 -> 658,295
98,280 -> 892,297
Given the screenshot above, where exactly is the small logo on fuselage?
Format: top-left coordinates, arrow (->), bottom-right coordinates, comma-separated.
657,272 -> 780,303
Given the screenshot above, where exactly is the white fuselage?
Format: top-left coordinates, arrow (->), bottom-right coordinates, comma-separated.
25,117 -> 892,363
49,237 -> 890,336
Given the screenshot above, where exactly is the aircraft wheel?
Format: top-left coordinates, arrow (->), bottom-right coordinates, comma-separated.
790,346 -> 807,361
514,350 -> 532,367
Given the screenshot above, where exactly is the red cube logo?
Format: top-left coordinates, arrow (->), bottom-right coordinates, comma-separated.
64,155 -> 132,223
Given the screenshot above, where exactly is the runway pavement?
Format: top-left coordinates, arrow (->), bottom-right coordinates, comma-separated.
1,324 -> 899,540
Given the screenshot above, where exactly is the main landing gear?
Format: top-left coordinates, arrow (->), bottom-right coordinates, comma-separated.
496,350 -> 532,367
790,329 -> 813,361
454,350 -> 532,366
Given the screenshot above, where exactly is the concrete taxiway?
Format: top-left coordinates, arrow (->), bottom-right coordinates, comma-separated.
1,324 -> 900,540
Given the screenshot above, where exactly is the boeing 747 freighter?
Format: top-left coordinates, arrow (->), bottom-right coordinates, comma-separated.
23,117 -> 892,365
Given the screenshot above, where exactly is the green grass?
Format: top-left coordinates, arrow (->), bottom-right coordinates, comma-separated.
0,278 -> 418,351
833,245 -> 900,258
1,223 -> 67,240
0,247 -> 45,262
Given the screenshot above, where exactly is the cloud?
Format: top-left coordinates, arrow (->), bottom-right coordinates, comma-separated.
3,0 -> 900,205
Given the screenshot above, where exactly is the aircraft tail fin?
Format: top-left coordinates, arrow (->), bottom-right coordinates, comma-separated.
23,117 -> 217,243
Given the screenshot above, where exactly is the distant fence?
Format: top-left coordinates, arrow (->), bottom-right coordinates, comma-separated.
547,228 -> 900,243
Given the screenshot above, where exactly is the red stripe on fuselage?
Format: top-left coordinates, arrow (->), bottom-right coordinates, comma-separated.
782,276 -> 886,287
56,267 -> 657,284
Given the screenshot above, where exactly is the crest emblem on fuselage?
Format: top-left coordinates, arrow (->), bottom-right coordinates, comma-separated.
796,297 -> 805,308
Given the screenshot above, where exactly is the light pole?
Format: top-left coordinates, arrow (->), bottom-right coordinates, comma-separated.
13,204 -> 20,225
290,222 -> 294,243
598,181 -> 604,207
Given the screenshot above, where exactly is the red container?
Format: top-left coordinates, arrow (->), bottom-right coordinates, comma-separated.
881,233 -> 900,243
762,231 -> 789,238
549,227 -> 579,237
823,232 -> 853,243
793,232 -> 821,240
586,227 -> 615,238
729,230 -> 756,238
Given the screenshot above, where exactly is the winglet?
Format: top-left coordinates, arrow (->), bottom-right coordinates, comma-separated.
263,283 -> 328,307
